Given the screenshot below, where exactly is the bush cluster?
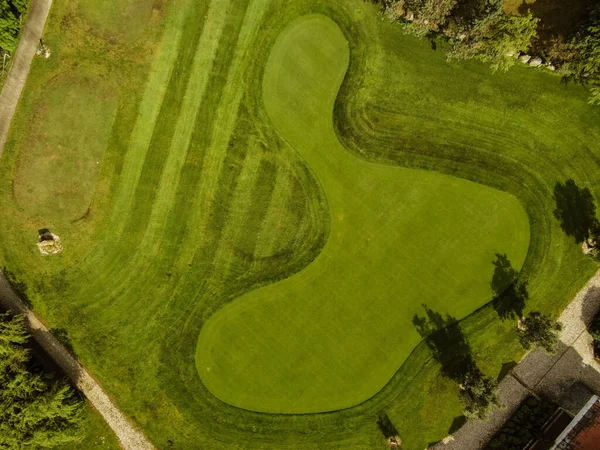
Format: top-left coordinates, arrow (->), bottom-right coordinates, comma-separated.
589,310 -> 600,358
0,0 -> 27,55
484,396 -> 557,450
371,0 -> 600,103
372,0 -> 538,71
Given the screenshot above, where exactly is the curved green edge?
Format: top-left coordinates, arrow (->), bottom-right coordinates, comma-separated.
196,14 -> 530,414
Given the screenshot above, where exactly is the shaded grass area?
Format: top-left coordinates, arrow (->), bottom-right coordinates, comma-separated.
0,0 -> 598,450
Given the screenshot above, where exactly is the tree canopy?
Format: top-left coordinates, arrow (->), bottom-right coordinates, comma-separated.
517,311 -> 562,354
0,0 -> 27,54
0,313 -> 83,449
459,366 -> 500,420
448,9 -> 539,72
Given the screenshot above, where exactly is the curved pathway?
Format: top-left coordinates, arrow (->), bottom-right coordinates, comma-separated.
433,270 -> 600,450
0,2 -> 155,449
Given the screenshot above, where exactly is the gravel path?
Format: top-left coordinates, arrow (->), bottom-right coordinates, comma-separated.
432,270 -> 600,450
0,2 -> 155,448
0,0 -> 52,152
0,272 -> 155,450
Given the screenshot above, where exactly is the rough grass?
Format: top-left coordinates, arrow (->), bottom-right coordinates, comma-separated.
78,0 -> 158,43
13,74 -> 117,221
0,0 -> 598,449
56,402 -> 120,450
197,14 -> 530,414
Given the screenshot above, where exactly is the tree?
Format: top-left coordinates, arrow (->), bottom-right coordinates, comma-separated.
0,0 -> 28,54
459,366 -> 500,420
448,8 -> 539,71
0,313 -> 83,449
555,7 -> 600,105
581,21 -> 600,105
517,311 -> 562,354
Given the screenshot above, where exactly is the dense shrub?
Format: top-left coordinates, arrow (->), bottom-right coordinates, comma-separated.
484,396 -> 557,450
373,0 -> 538,71
590,312 -> 600,341
0,313 -> 84,449
0,0 -> 27,54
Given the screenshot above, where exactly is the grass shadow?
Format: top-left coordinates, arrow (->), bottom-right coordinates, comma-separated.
490,254 -> 528,320
498,361 -> 518,382
553,179 -> 598,244
377,413 -> 399,439
448,415 -> 467,434
412,305 -> 476,380
50,327 -> 78,358
2,267 -> 32,308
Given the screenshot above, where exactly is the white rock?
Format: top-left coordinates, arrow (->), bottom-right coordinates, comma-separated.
529,57 -> 543,67
37,233 -> 63,255
519,54 -> 531,63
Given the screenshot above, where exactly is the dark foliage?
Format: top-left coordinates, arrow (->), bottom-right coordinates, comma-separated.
484,396 -> 557,450
0,0 -> 28,53
518,311 -> 562,354
0,312 -> 83,449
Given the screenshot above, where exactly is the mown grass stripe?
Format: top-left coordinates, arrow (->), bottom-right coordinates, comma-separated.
210,143 -> 267,278
109,3 -> 188,228
229,157 -> 279,269
139,0 -> 236,250
177,0 -> 269,269
71,0 -> 211,307
252,166 -> 293,259
94,0 -> 256,324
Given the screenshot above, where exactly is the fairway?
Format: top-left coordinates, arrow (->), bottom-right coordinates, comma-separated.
197,15 -> 530,413
0,0 -> 599,448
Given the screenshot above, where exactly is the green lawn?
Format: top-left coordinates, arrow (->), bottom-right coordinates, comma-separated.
0,0 -> 598,449
197,14 -> 530,414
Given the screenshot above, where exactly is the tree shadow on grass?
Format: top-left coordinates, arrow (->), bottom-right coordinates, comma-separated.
553,179 -> 599,244
490,254 -> 528,320
2,267 -> 32,308
448,415 -> 467,434
50,327 -> 77,358
377,413 -> 399,439
497,361 -> 518,382
412,305 -> 476,381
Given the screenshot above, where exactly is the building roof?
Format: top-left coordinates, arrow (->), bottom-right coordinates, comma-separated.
552,395 -> 600,450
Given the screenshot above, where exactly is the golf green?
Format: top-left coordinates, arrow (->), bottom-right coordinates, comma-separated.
196,14 -> 530,414
1,0 -> 598,447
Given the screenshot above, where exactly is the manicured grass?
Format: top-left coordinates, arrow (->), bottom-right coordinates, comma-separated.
0,0 -> 598,449
197,14 -> 530,414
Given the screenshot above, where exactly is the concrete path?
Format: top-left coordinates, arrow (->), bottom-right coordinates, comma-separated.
0,0 -> 52,152
0,2 -> 155,448
433,270 -> 600,450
